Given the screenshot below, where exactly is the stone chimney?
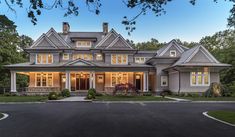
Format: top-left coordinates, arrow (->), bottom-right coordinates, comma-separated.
63,22 -> 70,34
103,22 -> 108,35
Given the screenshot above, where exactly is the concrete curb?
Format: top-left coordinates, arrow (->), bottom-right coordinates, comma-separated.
0,113 -> 9,121
203,111 -> 235,127
0,102 -> 45,104
93,101 -> 178,103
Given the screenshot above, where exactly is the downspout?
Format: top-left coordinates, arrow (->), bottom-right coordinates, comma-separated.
173,68 -> 181,95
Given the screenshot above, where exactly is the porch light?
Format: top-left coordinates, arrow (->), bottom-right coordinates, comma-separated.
62,77 -> 66,82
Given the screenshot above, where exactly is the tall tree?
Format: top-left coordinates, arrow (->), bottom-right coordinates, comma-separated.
135,38 -> 164,50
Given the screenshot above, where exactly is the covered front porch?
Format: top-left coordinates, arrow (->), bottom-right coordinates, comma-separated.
9,71 -> 156,94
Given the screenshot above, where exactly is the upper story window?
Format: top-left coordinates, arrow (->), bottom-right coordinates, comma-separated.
63,53 -> 69,60
135,57 -> 145,64
191,72 -> 210,86
36,54 -> 53,64
170,50 -> 176,57
73,54 -> 93,60
76,41 -> 92,48
95,53 -> 103,61
111,54 -> 128,65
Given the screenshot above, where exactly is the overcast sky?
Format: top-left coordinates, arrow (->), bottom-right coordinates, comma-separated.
0,0 -> 233,43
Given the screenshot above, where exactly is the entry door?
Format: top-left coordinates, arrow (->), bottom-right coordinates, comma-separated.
135,74 -> 141,90
76,74 -> 90,90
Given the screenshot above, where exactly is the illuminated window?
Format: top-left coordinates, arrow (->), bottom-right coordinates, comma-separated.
95,53 -> 103,61
73,54 -> 93,60
63,53 -> 69,60
191,72 -> 210,86
111,73 -> 128,86
76,41 -> 92,47
35,73 -> 53,87
135,57 -> 146,64
111,54 -> 128,64
36,54 -> 53,64
170,50 -> 176,57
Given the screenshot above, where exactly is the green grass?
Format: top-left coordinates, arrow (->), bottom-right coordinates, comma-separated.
207,110 -> 235,124
0,96 -> 48,102
169,96 -> 235,101
95,95 -> 171,101
0,113 -> 3,119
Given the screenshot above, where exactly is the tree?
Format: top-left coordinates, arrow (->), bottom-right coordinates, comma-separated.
1,0 -> 235,34
135,38 -> 164,50
0,15 -> 32,89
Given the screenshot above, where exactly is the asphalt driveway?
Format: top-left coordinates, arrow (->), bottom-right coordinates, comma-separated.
0,102 -> 235,137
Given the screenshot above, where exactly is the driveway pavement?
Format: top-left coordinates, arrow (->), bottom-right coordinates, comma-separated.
0,102 -> 235,137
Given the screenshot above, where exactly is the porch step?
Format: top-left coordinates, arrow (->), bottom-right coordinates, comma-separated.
70,92 -> 87,96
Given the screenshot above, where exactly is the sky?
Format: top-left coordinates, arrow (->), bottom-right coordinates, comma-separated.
0,0 -> 233,43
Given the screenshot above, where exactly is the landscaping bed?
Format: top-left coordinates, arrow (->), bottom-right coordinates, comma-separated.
207,110 -> 235,124
94,95 -> 171,101
0,95 -> 48,102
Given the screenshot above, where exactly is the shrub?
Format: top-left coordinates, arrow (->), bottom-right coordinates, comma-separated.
3,92 -> 17,96
48,92 -> 58,100
113,83 -> 137,95
87,88 -> 96,99
143,92 -> 152,96
61,89 -> 70,97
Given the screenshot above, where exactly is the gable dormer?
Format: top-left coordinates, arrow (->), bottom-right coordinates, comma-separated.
156,39 -> 188,57
94,29 -> 119,49
30,34 -> 58,49
105,34 -> 133,49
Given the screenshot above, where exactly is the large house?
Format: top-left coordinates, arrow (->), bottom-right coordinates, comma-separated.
5,22 -> 231,94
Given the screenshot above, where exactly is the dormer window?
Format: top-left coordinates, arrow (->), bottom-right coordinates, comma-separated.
135,57 -> 145,64
111,54 -> 128,65
36,54 -> 53,64
170,50 -> 176,57
95,53 -> 103,61
76,41 -> 91,48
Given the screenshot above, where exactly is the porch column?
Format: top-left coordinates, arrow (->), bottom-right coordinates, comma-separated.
146,72 -> 149,92
89,72 -> 93,88
65,71 -> 71,91
92,71 -> 96,89
143,72 -> 146,92
10,71 -> 17,92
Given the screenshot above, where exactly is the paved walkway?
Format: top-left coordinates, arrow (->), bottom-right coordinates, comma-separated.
50,96 -> 91,102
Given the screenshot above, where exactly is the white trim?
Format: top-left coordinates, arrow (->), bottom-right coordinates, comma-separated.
203,112 -> 235,127
30,34 -> 58,49
63,53 -> 69,60
200,46 -> 220,63
46,28 -> 71,48
159,41 -> 184,56
95,29 -> 119,48
134,57 -> 146,64
0,113 -> 9,121
106,35 -> 133,49
35,73 -> 54,87
111,54 -> 128,65
169,50 -> 176,57
75,41 -> 92,48
36,54 -> 54,64
190,71 -> 210,86
184,46 -> 200,63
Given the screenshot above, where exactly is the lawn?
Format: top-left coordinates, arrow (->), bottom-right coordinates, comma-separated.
0,96 -> 48,102
95,95 -> 171,101
0,113 -> 3,119
207,110 -> 235,124
169,96 -> 235,101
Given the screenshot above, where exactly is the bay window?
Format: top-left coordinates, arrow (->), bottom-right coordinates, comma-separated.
36,54 -> 53,64
111,54 -> 128,64
191,72 -> 209,86
36,73 -> 53,87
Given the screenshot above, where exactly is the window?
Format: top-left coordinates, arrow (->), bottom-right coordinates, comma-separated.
36,54 -> 53,64
191,72 -> 210,86
95,53 -> 103,61
135,57 -> 145,64
111,54 -> 128,64
35,73 -> 53,87
170,50 -> 176,57
161,76 -> 168,86
63,53 -> 69,60
73,54 -> 93,60
76,41 -> 92,47
111,73 -> 128,86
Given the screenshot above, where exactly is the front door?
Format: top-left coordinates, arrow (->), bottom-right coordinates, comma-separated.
135,74 -> 141,90
76,74 -> 90,90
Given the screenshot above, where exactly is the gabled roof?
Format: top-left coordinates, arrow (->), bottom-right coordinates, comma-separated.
63,59 -> 96,66
46,28 -> 71,48
172,45 -> 221,67
94,29 -> 119,49
30,34 -> 58,49
156,39 -> 188,56
105,34 -> 133,49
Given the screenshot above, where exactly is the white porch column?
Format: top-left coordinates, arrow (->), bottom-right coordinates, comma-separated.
10,71 -> 17,92
65,71 -> 71,91
89,72 -> 93,88
143,72 -> 146,92
92,71 -> 96,89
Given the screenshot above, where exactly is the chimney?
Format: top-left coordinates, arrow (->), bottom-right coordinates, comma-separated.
103,22 -> 108,35
63,22 -> 70,34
